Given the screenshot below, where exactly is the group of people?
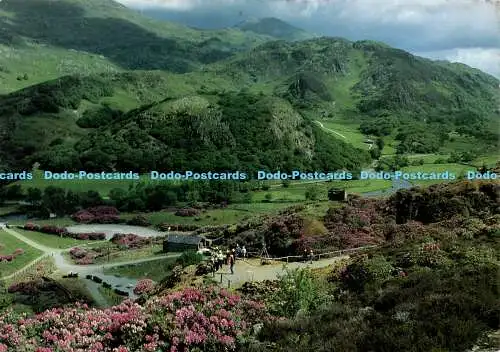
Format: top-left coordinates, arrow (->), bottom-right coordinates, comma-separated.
303,249 -> 315,263
210,244 -> 247,275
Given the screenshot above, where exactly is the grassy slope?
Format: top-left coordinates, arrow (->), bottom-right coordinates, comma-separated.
0,230 -> 43,276
0,0 -> 272,93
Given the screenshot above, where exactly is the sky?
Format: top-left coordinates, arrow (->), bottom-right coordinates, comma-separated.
117,0 -> 500,78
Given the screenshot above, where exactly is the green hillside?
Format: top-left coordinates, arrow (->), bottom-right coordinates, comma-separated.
0,0 -> 273,93
0,1 -> 498,173
210,38 -> 500,155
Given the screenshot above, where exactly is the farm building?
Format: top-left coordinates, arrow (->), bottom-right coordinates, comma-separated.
163,234 -> 212,252
328,187 -> 347,201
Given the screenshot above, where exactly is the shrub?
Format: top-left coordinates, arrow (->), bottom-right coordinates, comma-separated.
175,208 -> 201,217
133,279 -> 156,295
127,215 -> 151,227
111,233 -> 149,248
0,286 -> 268,351
175,251 -> 204,267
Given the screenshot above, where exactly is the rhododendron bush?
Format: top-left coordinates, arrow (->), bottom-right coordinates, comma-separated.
0,287 -> 268,352
71,206 -> 120,224
0,248 -> 24,262
111,233 -> 149,249
134,279 -> 156,295
23,224 -> 105,240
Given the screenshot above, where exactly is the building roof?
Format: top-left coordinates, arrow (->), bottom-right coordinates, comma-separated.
166,234 -> 207,245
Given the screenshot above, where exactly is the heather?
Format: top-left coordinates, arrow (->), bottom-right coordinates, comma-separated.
22,223 -> 105,241
0,286 -> 268,352
241,213 -> 500,352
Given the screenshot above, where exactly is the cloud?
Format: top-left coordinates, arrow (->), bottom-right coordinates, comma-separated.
116,0 -> 500,76
418,47 -> 500,78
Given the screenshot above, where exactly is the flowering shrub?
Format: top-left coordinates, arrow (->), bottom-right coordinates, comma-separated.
7,280 -> 41,294
69,247 -> 96,265
133,279 -> 156,295
0,287 -> 268,352
0,248 -> 25,262
127,215 -> 151,227
111,233 -> 149,249
175,208 -> 200,217
158,223 -> 200,231
71,206 -> 120,224
23,223 -> 105,241
71,209 -> 95,223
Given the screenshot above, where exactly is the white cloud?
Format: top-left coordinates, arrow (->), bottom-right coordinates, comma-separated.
418,47 -> 500,78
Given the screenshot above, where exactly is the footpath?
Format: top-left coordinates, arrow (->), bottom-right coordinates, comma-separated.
213,255 -> 349,288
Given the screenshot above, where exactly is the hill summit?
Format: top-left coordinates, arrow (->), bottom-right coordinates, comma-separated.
235,17 -> 316,41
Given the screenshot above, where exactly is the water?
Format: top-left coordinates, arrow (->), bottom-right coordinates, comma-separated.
362,179 -> 413,197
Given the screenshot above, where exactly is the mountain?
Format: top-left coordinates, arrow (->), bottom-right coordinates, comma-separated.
235,17 -> 316,41
209,38 -> 500,154
0,3 -> 498,173
0,72 -> 370,172
0,0 -> 273,93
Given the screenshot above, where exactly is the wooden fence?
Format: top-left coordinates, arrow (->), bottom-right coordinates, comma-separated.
260,245 -> 379,263
1,254 -> 52,285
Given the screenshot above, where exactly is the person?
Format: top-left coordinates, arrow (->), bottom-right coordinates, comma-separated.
228,252 -> 235,274
303,249 -> 308,262
211,254 -> 218,271
242,246 -> 247,259
309,249 -> 314,263
232,248 -> 237,262
236,244 -> 241,258
217,250 -> 224,270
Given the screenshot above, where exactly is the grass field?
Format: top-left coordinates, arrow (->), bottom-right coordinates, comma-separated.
91,245 -> 164,265
104,257 -> 178,281
317,119 -> 370,150
402,163 -> 477,186
0,230 -> 43,276
472,155 -> 500,168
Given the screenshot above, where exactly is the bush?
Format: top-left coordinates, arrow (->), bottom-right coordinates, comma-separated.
174,208 -> 201,217
133,279 -> 156,295
111,233 -> 149,248
269,268 -> 328,318
127,215 -> 151,227
175,251 -> 204,267
0,286 -> 268,351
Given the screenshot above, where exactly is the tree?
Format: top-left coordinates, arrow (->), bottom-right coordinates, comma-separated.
42,186 -> 67,216
376,137 -> 385,151
26,187 -> 42,207
305,186 -> 320,201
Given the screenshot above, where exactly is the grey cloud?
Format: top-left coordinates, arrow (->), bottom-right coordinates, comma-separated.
117,0 -> 500,76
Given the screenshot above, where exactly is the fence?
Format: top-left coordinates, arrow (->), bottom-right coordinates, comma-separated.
1,254 -> 51,284
260,244 -> 378,263
212,244 -> 378,288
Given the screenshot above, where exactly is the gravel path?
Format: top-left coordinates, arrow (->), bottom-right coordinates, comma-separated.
214,256 -> 349,287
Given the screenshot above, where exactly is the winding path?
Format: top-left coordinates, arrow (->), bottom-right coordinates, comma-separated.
0,225 -> 180,305
315,120 -> 347,139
